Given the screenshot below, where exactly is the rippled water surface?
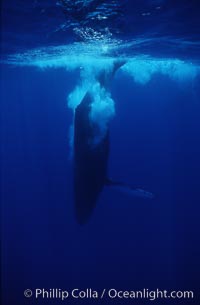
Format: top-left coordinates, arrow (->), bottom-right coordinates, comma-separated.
1,0 -> 200,61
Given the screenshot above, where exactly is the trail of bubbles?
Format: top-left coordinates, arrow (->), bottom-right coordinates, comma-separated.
67,60 -> 116,149
121,58 -> 198,84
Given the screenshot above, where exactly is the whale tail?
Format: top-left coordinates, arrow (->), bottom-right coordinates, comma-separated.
97,59 -> 127,89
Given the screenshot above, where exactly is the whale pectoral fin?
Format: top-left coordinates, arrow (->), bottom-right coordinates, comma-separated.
105,178 -> 154,199
130,188 -> 155,199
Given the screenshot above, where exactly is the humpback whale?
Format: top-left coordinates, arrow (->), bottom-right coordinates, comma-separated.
73,60 -> 153,224
74,91 -> 109,224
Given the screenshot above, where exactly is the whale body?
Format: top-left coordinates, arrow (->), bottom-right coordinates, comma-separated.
73,60 -> 153,224
74,92 -> 109,224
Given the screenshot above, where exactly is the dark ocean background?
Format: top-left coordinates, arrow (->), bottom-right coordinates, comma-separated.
1,1 -> 200,305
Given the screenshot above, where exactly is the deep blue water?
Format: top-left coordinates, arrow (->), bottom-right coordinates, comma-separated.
1,1 -> 200,305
